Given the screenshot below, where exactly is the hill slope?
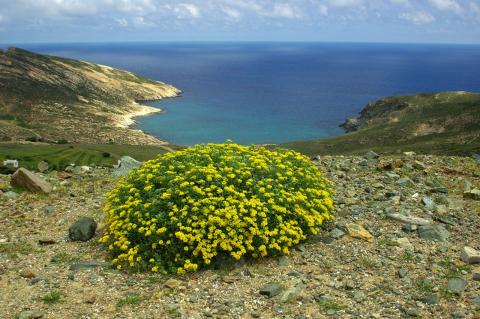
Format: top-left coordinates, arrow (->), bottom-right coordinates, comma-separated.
0,47 -> 181,145
283,91 -> 480,156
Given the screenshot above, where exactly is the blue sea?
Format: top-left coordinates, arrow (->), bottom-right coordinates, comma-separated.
14,42 -> 480,145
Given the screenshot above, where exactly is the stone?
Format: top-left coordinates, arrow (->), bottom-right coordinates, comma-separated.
68,217 -> 97,241
393,237 -> 414,250
396,177 -> 415,187
398,268 -> 408,278
44,206 -> 55,214
11,168 -> 52,193
463,189 -> 480,200
312,155 -> 321,161
164,278 -> 182,289
38,239 -> 56,245
112,156 -> 141,177
70,261 -> 109,271
365,150 -> 379,160
406,308 -> 421,317
345,223 -> 373,242
464,180 -> 472,193
278,256 -> 290,266
413,161 -> 426,170
421,293 -> 440,305
388,213 -> 431,226
452,312 -> 466,319
386,172 -> 400,179
429,187 -> 448,194
280,281 -> 304,303
422,196 -> 436,210
353,290 -> 366,302
3,190 -> 17,198
17,310 -> 45,319
259,282 -> 282,298
402,224 -> 418,232
473,269 -> 480,281
330,228 -> 346,239
403,151 -> 416,156
472,296 -> 480,305
448,277 -> 467,294
37,161 -> 49,173
19,269 -> 36,278
460,246 -> 480,264
418,224 -> 449,242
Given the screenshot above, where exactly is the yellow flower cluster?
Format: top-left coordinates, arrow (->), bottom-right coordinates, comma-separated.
100,142 -> 334,274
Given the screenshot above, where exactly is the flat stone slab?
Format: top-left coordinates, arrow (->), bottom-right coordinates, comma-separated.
387,213 -> 431,226
70,261 -> 109,271
460,246 -> 480,264
259,282 -> 283,298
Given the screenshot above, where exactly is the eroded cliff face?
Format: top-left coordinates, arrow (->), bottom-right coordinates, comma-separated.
0,48 -> 181,144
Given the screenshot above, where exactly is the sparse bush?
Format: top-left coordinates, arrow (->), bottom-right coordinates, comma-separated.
100,142 -> 334,274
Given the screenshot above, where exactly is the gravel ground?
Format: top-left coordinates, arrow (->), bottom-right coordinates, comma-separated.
1,154 -> 479,319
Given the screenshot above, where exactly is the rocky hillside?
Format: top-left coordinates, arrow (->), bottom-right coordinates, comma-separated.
1,152 -> 479,318
0,48 -> 181,145
284,91 -> 480,156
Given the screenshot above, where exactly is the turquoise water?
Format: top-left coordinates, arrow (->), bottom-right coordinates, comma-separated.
19,42 -> 480,145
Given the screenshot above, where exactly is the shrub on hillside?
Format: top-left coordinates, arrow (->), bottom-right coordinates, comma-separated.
100,142 -> 334,274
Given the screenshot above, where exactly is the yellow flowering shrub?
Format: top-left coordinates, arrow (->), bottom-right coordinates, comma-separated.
100,142 -> 334,274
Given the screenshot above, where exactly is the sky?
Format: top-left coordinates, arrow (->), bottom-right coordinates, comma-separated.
0,0 -> 480,44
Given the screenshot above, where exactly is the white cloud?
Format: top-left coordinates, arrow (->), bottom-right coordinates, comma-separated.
428,0 -> 462,13
328,0 -> 365,8
115,17 -> 128,27
221,6 -> 242,21
132,16 -> 155,27
400,11 -> 436,24
270,3 -> 302,19
318,4 -> 329,15
178,3 -> 200,18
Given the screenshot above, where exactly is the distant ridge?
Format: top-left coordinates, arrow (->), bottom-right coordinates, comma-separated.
282,91 -> 480,156
0,48 -> 181,145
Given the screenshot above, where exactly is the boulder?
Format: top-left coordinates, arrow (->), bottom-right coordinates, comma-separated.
11,168 -> 52,193
112,156 -> 141,177
345,223 -> 373,242
418,224 -> 449,242
463,189 -> 480,200
69,217 -> 97,241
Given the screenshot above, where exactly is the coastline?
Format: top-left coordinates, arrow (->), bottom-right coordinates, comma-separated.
115,102 -> 163,129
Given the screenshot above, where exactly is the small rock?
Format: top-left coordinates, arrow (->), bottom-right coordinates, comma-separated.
403,151 -> 416,156
17,310 -> 45,319
460,246 -> 480,264
37,161 -> 49,173
473,269 -> 480,281
70,261 -> 109,271
84,294 -> 97,304
352,290 -> 366,302
464,180 -> 472,193
463,189 -> 480,200
398,268 -> 408,278
393,237 -> 414,250
447,277 -> 467,294
259,282 -> 282,298
345,223 -> 373,242
396,177 -> 414,187
44,206 -> 55,214
329,228 -> 346,239
413,161 -> 427,170
19,269 -> 36,279
11,168 -> 52,193
422,196 -> 436,210
418,224 -> 449,242
402,224 -> 418,232
280,281 -> 304,303
68,216 -> 97,241
429,187 -> 448,194
2,190 -> 17,198
365,150 -> 379,160
164,278 -> 182,289
386,172 -> 400,179
421,293 -> 440,305
38,239 -> 56,246
278,256 -> 290,266
472,296 -> 480,305
452,311 -> 466,319
406,308 -> 420,317
388,213 -> 431,226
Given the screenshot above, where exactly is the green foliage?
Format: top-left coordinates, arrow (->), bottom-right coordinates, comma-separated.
40,291 -> 62,304
100,142 -> 335,274
116,294 -> 143,307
